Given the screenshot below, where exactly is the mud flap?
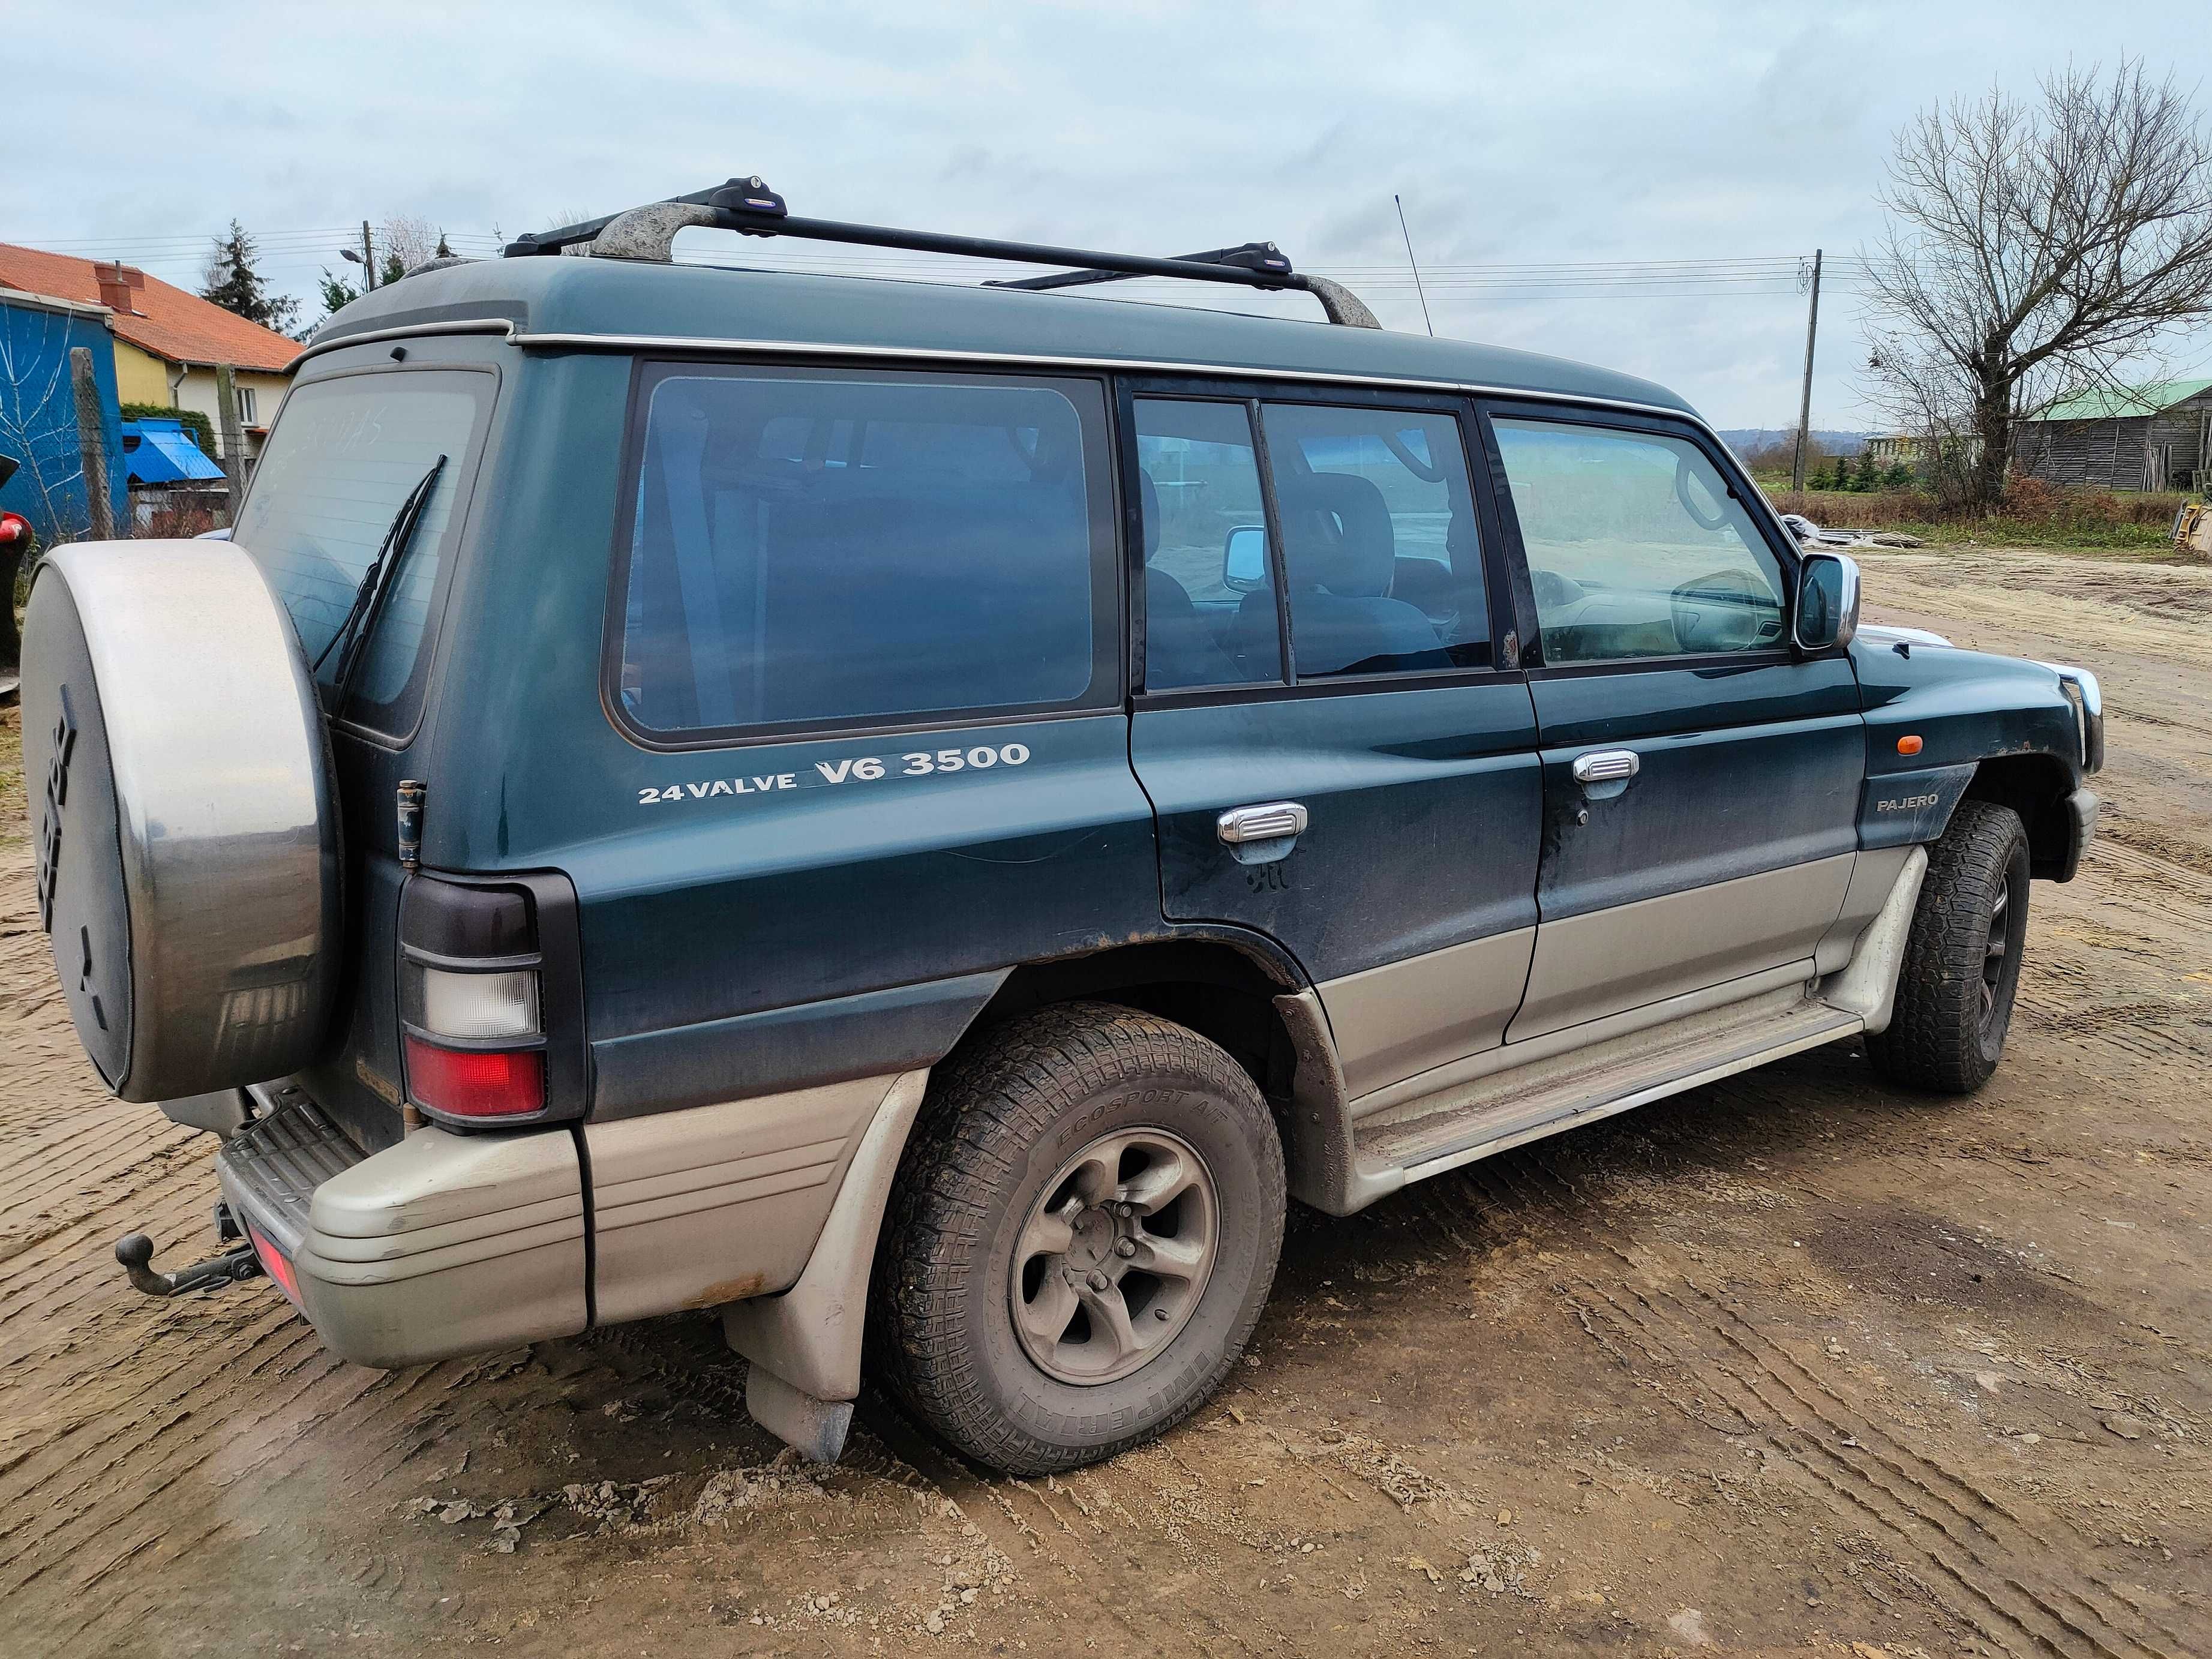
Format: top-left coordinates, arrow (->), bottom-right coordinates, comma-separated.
744,1366 -> 853,1464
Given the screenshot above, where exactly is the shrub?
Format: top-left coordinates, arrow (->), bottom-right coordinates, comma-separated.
1764,479 -> 2183,548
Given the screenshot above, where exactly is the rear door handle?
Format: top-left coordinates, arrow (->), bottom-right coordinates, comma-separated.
1571,749 -> 1640,787
1217,801 -> 1308,845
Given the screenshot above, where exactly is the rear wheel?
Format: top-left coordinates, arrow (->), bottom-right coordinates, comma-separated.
1866,800 -> 2031,1094
871,1002 -> 1284,1475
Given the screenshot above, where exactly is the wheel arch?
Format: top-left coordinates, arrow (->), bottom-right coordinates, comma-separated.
942,933 -> 1361,1215
1963,752 -> 2078,880
950,934 -> 1310,1104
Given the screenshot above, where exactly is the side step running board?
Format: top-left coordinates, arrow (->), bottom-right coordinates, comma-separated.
1352,988 -> 1862,1197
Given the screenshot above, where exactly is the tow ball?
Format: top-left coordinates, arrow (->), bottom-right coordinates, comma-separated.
113,1203 -> 265,1298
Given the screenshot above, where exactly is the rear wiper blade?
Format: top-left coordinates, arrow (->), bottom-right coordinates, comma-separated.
311,454 -> 448,711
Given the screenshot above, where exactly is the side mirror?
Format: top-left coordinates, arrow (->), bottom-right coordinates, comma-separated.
1794,550 -> 1860,652
0,454 -> 19,490
1221,524 -> 1269,593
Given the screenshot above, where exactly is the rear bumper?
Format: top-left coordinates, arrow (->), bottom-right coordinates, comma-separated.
216,1084 -> 586,1368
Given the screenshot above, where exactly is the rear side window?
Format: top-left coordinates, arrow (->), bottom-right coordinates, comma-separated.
616,366 -> 1116,737
236,370 -> 490,733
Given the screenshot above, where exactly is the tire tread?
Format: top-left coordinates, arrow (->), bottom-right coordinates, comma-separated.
1866,800 -> 2030,1094
869,1001 -> 1284,1475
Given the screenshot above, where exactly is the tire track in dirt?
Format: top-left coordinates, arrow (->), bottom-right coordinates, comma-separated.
1556,1243 -> 2199,1659
1470,1100 -> 2205,1657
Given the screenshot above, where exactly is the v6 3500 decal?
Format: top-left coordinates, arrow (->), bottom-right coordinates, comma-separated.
637,742 -> 1032,808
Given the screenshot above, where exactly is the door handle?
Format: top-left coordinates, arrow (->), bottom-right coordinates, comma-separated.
1571,749 -> 1640,787
1217,801 -> 1309,845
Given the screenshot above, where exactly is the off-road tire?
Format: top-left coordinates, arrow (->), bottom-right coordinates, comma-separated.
869,1001 -> 1286,1475
1866,800 -> 2031,1094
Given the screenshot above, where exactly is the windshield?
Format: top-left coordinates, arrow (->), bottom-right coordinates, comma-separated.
235,370 -> 490,733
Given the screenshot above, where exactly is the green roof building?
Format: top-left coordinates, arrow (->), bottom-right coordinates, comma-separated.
2013,379 -> 2212,491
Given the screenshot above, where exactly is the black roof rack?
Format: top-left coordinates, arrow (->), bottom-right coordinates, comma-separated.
502,179 -> 1380,328
983,242 -> 1289,292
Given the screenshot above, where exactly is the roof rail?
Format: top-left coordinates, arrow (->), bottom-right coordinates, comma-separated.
503,179 -> 1381,328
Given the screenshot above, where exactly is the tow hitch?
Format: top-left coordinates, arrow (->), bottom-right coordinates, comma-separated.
113,1203 -> 265,1298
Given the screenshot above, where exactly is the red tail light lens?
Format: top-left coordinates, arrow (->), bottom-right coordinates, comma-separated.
248,1226 -> 301,1304
403,1038 -> 546,1119
0,513 -> 26,544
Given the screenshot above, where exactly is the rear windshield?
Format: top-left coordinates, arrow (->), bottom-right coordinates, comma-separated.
236,369 -> 491,734
614,364 -> 1116,740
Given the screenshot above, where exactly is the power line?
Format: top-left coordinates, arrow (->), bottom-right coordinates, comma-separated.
8,223 -> 1895,315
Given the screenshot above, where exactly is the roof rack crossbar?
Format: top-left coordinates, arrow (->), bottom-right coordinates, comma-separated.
502,180 -> 1382,327
983,243 -> 1288,293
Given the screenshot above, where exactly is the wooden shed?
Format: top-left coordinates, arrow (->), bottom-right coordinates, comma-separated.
2012,380 -> 2212,492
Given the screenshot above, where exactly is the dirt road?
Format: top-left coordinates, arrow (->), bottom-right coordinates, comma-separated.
2,545 -> 2206,1657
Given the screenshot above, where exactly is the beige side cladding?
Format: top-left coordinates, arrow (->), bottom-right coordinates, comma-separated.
583,1073 -> 903,1325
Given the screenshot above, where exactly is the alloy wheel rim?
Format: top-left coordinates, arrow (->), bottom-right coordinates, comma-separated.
1008,1127 -> 1220,1386
1980,877 -> 2015,1035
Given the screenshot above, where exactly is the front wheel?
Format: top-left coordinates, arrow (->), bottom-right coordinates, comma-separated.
870,1002 -> 1285,1475
1866,800 -> 2031,1094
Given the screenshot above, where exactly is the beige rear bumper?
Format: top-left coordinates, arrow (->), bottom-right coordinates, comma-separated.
217,1087 -> 587,1368
215,1072 -> 919,1378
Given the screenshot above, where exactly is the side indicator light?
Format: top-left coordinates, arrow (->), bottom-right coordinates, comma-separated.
1897,734 -> 1923,756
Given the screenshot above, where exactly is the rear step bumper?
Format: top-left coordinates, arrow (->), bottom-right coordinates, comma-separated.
216,1084 -> 587,1368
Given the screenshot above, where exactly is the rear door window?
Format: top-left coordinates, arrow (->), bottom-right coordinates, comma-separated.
1257,403 -> 1488,680
616,365 -> 1118,739
236,369 -> 491,734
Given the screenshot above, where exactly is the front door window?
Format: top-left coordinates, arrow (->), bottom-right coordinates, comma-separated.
1491,419 -> 1785,665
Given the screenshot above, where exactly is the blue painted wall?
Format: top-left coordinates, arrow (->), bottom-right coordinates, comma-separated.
0,294 -> 128,547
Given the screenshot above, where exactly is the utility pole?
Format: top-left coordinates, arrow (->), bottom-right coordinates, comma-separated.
1791,248 -> 1823,492
362,220 -> 376,290
69,347 -> 115,541
214,364 -> 246,524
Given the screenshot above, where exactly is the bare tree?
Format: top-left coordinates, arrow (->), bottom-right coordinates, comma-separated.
1863,62 -> 2212,510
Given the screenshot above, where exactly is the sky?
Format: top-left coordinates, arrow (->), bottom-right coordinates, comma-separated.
4,1 -> 2205,430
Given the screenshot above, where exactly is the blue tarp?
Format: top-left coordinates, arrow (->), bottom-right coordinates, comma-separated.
122,418 -> 223,484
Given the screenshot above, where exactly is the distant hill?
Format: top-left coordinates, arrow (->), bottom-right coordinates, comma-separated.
1718,428 -> 1872,458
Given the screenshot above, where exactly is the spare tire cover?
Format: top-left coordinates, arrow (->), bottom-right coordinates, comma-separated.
22,541 -> 342,1103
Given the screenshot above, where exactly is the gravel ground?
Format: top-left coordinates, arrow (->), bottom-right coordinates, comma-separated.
1,544 -> 2207,1657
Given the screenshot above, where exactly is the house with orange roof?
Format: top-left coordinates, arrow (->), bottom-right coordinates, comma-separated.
0,242 -> 302,462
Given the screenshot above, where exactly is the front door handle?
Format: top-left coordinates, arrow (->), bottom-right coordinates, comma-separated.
1217,800 -> 1308,845
1571,749 -> 1640,788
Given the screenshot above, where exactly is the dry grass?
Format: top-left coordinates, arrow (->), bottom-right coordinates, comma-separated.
1763,477 -> 2186,549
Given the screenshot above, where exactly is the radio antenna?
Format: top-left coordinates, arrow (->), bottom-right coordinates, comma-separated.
1394,193 -> 1434,337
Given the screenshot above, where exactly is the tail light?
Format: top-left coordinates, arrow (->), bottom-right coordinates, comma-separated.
0,511 -> 27,545
248,1225 -> 301,1304
398,873 -> 585,1128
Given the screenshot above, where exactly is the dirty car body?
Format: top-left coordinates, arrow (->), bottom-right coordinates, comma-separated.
22,184 -> 2103,1473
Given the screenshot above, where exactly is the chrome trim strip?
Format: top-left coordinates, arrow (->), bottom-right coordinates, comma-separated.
294,318 -> 518,367
2039,661 -> 2104,773
508,330 -> 1693,415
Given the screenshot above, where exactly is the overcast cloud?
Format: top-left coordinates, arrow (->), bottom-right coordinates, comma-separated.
4,1 -> 2201,428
